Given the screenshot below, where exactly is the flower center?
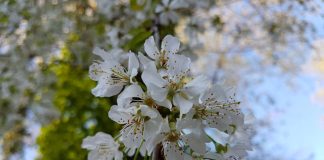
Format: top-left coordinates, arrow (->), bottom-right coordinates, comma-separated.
144,97 -> 157,108
109,65 -> 129,85
165,131 -> 180,142
193,105 -> 224,120
157,50 -> 168,68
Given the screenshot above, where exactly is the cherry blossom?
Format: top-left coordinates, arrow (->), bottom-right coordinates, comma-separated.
82,132 -> 123,160
85,35 -> 252,160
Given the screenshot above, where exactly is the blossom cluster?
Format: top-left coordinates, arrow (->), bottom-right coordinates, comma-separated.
82,35 -> 252,160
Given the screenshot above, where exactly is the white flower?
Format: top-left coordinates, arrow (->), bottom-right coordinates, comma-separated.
142,35 -> 208,115
141,54 -> 207,115
82,132 -> 123,160
155,0 -> 188,25
147,118 -> 208,160
89,48 -> 139,97
86,34 -> 252,160
108,105 -> 162,156
187,85 -> 243,132
144,35 -> 181,68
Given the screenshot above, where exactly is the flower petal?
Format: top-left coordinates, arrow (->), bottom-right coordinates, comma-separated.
144,118 -> 162,140
81,137 -> 96,150
142,69 -> 167,88
121,122 -> 143,147
162,0 -> 170,6
117,84 -> 144,107
173,94 -> 193,115
128,52 -> 139,75
146,83 -> 168,102
108,105 -> 132,124
82,132 -> 114,150
155,99 -> 172,110
183,75 -> 208,97
144,36 -> 160,59
140,105 -> 158,118
146,133 -> 164,154
163,142 -> 184,160
155,4 -> 164,13
88,150 -> 101,160
161,35 -> 180,54
159,12 -> 169,25
138,52 -> 157,72
93,47 -> 110,61
89,62 -> 104,81
182,133 -> 206,154
166,54 -> 190,82
91,77 -> 123,97
200,84 -> 226,103
170,0 -> 188,9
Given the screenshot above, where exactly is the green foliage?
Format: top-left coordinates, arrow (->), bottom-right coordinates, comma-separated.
36,47 -> 120,160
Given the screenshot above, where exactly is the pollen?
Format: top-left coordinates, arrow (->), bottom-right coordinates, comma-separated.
144,97 -> 156,108
165,131 -> 180,142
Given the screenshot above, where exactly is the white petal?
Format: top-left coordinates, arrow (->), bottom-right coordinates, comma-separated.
155,99 -> 172,110
142,69 -> 167,88
206,128 -> 229,146
146,83 -> 168,102
108,105 -> 132,124
155,4 -> 164,13
170,0 -> 188,9
81,137 -> 96,150
162,0 -> 170,6
183,75 -> 208,97
176,118 -> 200,130
128,52 -> 139,75
166,54 -> 190,82
160,117 -> 171,133
168,11 -> 179,23
93,47 -> 110,61
159,12 -> 169,25
163,142 -> 184,160
200,84 -> 226,103
89,62 -> 103,81
140,105 -> 158,118
91,78 -> 123,97
130,68 -> 138,83
94,132 -> 115,143
82,132 -> 114,150
146,133 -> 164,154
161,35 -> 180,54
117,84 -> 144,107
138,52 -> 157,72
173,94 -> 193,115
144,36 -> 160,59
88,150 -> 101,160
114,151 -> 123,160
121,124 -> 143,148
182,133 -> 206,154
144,118 -> 162,140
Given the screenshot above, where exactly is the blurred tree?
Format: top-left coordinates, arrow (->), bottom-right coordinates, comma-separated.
36,47 -> 120,160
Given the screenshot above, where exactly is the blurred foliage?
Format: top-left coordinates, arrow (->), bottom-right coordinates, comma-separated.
36,47 -> 120,160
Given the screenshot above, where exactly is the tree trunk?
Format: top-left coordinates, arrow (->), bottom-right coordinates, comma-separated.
152,143 -> 165,160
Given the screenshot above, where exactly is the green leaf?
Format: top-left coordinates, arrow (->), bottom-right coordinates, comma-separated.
130,0 -> 147,11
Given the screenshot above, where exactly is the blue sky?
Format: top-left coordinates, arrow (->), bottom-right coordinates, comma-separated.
253,73 -> 324,160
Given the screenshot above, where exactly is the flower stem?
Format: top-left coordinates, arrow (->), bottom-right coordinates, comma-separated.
133,139 -> 144,160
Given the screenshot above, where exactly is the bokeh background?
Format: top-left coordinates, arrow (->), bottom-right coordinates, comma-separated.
0,0 -> 323,160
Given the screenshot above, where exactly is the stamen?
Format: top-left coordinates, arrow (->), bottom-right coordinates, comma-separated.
107,65 -> 130,85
